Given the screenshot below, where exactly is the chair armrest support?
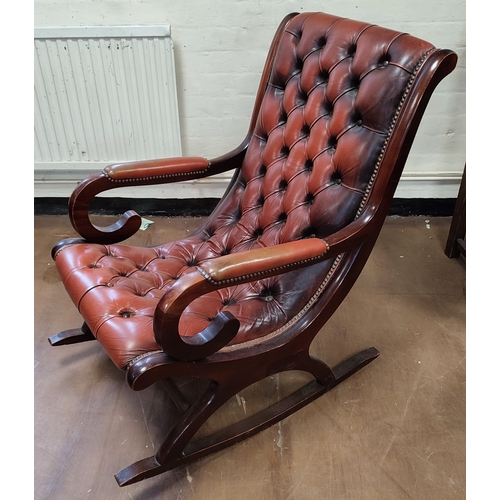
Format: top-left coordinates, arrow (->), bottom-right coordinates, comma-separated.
196,238 -> 330,285
323,204 -> 377,252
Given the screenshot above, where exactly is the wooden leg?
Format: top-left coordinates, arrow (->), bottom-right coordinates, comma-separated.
175,348 -> 380,467
48,323 -> 95,346
114,347 -> 379,486
115,380 -> 227,486
445,166 -> 466,259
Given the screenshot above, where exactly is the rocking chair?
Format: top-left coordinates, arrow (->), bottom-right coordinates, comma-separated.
49,12 -> 457,486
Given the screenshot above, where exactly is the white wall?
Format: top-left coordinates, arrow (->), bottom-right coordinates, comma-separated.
34,0 -> 466,199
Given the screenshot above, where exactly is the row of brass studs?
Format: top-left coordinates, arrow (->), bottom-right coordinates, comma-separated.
102,161 -> 212,183
355,48 -> 436,219
196,241 -> 330,286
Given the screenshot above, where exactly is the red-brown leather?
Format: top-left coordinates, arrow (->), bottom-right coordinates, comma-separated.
103,157 -> 210,181
54,12 -> 435,369
197,238 -> 329,283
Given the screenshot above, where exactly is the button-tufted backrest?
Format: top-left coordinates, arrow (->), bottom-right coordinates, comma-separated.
174,12 -> 436,345
202,12 -> 434,250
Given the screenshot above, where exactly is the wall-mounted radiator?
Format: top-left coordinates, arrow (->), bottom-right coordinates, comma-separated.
34,25 -> 182,197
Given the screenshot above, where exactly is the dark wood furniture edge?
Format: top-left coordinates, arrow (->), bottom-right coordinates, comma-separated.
445,166 -> 466,259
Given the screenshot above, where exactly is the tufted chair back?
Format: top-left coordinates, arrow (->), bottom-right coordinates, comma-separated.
167,15 -> 434,344
54,12 -> 449,370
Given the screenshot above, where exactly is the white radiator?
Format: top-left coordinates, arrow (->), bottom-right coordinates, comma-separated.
34,25 -> 182,197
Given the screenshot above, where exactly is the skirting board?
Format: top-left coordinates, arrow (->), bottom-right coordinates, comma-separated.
34,165 -> 463,199
35,196 -> 457,217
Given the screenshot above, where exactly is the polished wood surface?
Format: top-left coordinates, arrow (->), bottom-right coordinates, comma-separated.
445,166 -> 466,259
35,215 -> 465,499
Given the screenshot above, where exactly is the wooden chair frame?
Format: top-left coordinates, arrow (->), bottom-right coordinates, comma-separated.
49,13 -> 457,487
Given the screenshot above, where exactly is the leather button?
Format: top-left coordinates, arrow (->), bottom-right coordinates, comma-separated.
305,193 -> 314,204
319,70 -> 329,82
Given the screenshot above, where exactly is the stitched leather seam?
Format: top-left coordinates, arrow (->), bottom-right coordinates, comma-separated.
309,112 -> 328,129
254,132 -> 269,141
311,146 -> 332,162
268,82 -> 286,91
337,183 -> 366,195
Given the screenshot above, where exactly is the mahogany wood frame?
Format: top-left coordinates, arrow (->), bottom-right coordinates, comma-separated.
49,13 -> 457,487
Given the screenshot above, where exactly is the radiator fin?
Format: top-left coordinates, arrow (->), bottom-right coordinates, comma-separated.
34,26 -> 182,170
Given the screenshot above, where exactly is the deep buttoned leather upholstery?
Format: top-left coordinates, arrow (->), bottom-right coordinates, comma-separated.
54,12 -> 435,369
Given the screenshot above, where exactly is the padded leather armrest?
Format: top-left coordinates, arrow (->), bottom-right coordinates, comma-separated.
102,156 -> 210,183
197,238 -> 329,284
63,143 -> 249,246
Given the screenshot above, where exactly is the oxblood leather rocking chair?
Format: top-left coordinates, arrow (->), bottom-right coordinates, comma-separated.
49,12 -> 457,487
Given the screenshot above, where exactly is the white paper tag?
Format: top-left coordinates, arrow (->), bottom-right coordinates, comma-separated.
140,217 -> 154,231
